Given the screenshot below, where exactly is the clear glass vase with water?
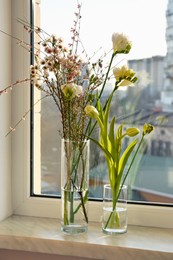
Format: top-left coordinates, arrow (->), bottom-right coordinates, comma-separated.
102,184 -> 127,234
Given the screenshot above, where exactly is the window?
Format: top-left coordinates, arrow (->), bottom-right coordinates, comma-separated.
33,0 -> 173,206
7,0 -> 173,228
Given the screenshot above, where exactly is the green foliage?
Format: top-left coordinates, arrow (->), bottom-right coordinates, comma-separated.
90,94 -> 140,209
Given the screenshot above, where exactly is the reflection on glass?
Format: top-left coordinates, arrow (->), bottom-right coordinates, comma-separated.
37,0 -> 173,205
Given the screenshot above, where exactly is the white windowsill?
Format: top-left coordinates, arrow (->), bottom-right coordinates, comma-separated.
0,215 -> 173,260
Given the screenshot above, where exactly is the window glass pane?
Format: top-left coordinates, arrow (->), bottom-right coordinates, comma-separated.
34,0 -> 173,205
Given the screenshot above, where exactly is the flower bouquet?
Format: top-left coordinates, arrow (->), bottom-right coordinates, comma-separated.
23,4 -> 136,233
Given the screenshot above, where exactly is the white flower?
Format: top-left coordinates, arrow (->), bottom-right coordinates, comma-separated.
75,85 -> 83,96
112,33 -> 132,54
61,83 -> 82,100
117,79 -> 135,87
113,65 -> 128,79
113,65 -> 137,87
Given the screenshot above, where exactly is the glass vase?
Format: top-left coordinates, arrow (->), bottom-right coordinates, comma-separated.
61,139 -> 89,234
102,184 -> 127,234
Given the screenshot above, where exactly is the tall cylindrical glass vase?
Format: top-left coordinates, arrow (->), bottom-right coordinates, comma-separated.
61,139 -> 89,234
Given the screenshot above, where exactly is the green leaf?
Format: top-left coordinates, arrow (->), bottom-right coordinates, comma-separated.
116,124 -> 123,140
97,99 -> 109,149
97,99 -> 104,123
108,117 -> 116,155
89,136 -> 114,162
113,124 -> 123,163
118,138 -> 138,181
104,93 -> 113,133
109,117 -> 115,142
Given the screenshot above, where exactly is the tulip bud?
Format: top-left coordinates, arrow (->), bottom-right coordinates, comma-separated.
126,127 -> 140,137
85,105 -> 99,118
143,123 -> 154,136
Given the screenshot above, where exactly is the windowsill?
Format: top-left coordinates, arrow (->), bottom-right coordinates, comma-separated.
0,215 -> 173,260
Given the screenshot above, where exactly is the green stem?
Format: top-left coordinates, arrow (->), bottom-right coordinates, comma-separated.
104,134 -> 144,230
84,53 -> 116,140
98,53 -> 115,99
104,188 -> 119,230
78,149 -> 88,223
64,190 -> 69,225
117,134 -> 144,200
63,141 -> 89,225
104,210 -> 120,230
68,100 -> 71,139
78,190 -> 88,223
80,147 -> 86,190
74,190 -> 88,215
70,191 -> 74,223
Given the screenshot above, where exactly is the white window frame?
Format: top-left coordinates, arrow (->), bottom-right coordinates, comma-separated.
1,0 -> 173,228
0,0 -> 12,222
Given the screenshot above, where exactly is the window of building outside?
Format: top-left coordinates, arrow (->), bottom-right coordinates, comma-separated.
32,0 -> 173,208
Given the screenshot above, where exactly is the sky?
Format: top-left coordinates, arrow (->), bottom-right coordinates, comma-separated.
40,0 -> 168,62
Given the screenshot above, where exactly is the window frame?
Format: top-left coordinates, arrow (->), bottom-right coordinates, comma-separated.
7,0 -> 173,228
